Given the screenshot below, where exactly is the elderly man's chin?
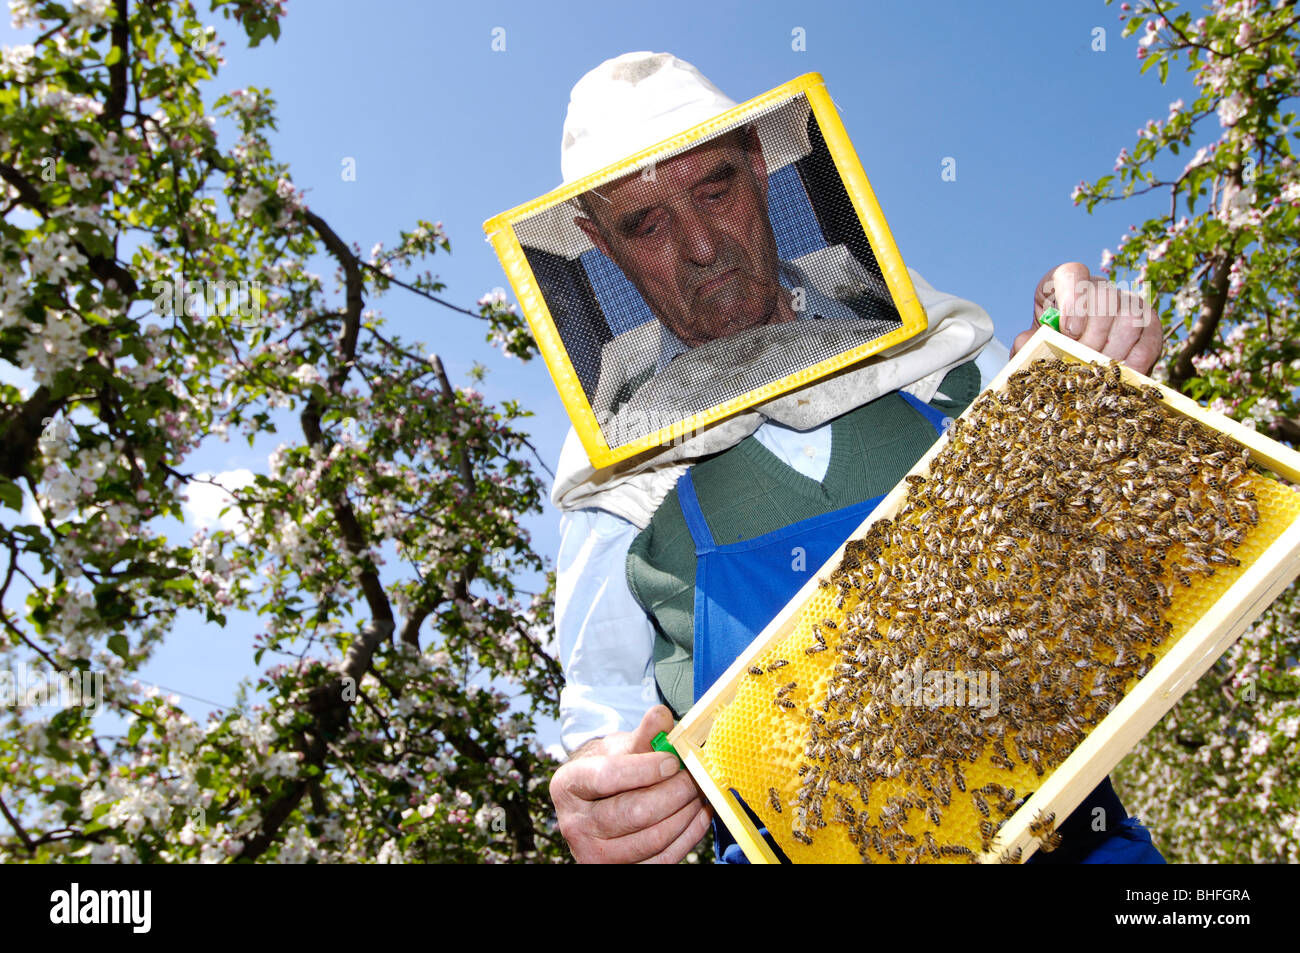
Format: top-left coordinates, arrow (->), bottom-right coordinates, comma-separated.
686,286 -> 791,343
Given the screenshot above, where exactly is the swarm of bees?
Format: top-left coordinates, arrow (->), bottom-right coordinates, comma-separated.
744,358 -> 1260,862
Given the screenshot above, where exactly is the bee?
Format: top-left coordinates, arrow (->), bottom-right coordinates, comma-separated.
979,819 -> 998,847
791,830 -> 813,846
748,665 -> 765,676
768,787 -> 783,814
998,846 -> 1023,864
924,830 -> 941,859
972,791 -> 990,818
776,680 -> 797,699
1029,809 -> 1057,839
766,659 -> 789,672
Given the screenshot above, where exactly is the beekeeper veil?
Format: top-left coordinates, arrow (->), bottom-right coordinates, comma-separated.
484,53 -> 965,470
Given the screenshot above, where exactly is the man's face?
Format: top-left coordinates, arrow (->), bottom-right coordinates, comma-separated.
574,128 -> 790,347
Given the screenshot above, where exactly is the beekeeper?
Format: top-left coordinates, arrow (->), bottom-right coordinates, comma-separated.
544,52 -> 1164,863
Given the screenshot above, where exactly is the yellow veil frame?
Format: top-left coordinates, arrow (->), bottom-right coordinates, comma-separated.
483,73 -> 926,469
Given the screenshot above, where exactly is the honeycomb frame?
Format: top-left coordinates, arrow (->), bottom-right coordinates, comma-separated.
669,325 -> 1300,863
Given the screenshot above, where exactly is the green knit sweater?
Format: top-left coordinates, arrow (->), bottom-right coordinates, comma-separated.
626,361 -> 981,717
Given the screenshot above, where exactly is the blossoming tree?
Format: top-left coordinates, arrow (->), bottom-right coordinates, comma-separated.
1,0 -> 563,861
1076,0 -> 1300,861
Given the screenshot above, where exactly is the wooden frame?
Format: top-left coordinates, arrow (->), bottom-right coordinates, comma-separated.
669,325 -> 1300,863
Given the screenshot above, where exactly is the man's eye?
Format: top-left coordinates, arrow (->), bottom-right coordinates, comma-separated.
635,215 -> 666,238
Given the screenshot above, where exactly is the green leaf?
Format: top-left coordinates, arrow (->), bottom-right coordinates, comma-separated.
107,634 -> 130,660
105,45 -> 122,66
0,479 -> 22,512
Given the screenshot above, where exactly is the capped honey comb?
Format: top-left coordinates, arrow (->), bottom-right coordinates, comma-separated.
702,356 -> 1300,863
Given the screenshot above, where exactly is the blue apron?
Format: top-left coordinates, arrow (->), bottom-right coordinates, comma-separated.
678,392 -> 1164,864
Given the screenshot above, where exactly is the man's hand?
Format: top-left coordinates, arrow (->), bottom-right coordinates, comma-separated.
550,705 -> 713,864
1012,262 -> 1162,376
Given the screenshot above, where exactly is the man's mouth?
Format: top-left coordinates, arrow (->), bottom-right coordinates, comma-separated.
695,268 -> 740,297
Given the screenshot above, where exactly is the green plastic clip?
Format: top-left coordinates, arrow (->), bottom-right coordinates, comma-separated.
1038,306 -> 1061,331
652,731 -> 685,769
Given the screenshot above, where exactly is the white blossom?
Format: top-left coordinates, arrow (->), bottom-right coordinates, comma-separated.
236,185 -> 266,219
68,0 -> 113,30
1,43 -> 35,81
1218,91 -> 1249,127
27,232 -> 88,284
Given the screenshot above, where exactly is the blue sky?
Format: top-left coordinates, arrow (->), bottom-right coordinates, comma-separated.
3,1 -> 1204,734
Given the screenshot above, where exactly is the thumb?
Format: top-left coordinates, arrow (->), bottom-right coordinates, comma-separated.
627,705 -> 676,755
1010,327 -> 1035,358
1052,262 -> 1091,339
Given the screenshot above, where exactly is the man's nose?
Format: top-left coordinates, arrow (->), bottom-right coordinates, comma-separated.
675,205 -> 721,266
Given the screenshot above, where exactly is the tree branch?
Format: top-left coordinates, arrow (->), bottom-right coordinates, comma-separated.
0,791 -> 36,854
98,0 -> 130,130
238,208 -> 397,861
0,386 -> 62,481
358,260 -> 486,320
1168,169 -> 1243,391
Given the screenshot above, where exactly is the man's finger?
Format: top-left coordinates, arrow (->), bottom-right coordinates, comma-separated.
555,749 -> 685,804
1076,283 -> 1116,353
599,704 -> 675,758
1052,262 -> 1091,339
628,704 -> 675,754
1127,301 -> 1164,375
1099,291 -> 1146,362
607,796 -> 707,864
639,803 -> 714,865
1033,271 -> 1056,318
583,786 -> 707,862
584,767 -> 702,840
